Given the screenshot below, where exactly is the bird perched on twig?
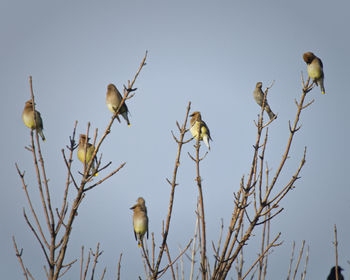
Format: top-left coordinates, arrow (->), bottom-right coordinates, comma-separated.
77,134 -> 97,175
22,100 -> 46,141
106,83 -> 131,126
253,82 -> 276,120
327,266 -> 344,280
130,197 -> 149,247
303,52 -> 326,94
190,111 -> 212,150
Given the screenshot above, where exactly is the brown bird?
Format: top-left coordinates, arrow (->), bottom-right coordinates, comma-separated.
77,134 -> 97,175
190,111 -> 212,150
303,52 -> 326,94
130,197 -> 149,247
106,83 -> 131,126
327,266 -> 344,280
253,82 -> 276,120
22,100 -> 46,141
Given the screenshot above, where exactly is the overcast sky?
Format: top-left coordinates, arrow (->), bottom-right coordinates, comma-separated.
1,0 -> 349,279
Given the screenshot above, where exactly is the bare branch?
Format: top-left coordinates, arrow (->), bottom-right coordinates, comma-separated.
15,163 -> 49,248
286,241 -> 295,280
241,233 -> 281,280
12,236 -> 29,280
152,102 -> 192,279
84,162 -> 126,191
292,240 -> 305,280
165,243 -> 176,280
117,253 -> 123,280
23,209 -> 50,265
334,224 -> 340,280
157,239 -> 193,278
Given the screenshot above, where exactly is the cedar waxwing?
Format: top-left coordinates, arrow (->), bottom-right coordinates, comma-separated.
77,134 -> 97,174
22,100 -> 46,141
130,197 -> 149,247
253,82 -> 276,120
303,52 -> 326,94
190,111 -> 212,150
106,83 -> 131,126
327,266 -> 344,280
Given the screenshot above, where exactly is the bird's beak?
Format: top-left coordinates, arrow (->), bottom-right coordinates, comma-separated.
130,205 -> 136,210
190,113 -> 194,117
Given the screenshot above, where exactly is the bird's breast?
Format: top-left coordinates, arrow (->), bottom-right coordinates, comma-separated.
133,219 -> 147,234
22,112 -> 35,129
307,64 -> 322,80
190,122 -> 201,139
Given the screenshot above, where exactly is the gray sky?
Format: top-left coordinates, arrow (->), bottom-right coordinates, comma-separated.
1,0 -> 349,279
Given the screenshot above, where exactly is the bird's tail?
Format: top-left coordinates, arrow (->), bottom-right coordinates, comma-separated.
122,112 -> 131,127
203,135 -> 210,150
38,130 -> 46,142
267,110 -> 276,120
93,158 -> 99,176
92,167 -> 99,177
265,105 -> 276,120
319,79 -> 326,94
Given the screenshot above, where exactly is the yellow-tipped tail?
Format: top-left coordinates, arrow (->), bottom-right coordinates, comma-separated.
322,91 -> 326,94
128,124 -> 131,127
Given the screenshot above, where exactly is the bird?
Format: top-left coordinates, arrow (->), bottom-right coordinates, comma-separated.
327,266 -> 344,280
22,100 -> 46,141
303,52 -> 326,94
190,111 -> 212,150
130,197 -> 149,247
106,83 -> 131,126
77,134 -> 97,175
253,82 -> 276,120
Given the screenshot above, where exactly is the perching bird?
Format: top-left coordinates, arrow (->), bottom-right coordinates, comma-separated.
22,100 -> 46,141
106,83 -> 131,126
327,266 -> 344,280
77,134 -> 97,174
253,82 -> 276,120
130,197 -> 149,247
303,52 -> 326,94
190,111 -> 212,150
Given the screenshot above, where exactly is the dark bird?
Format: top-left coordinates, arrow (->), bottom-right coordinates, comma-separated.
327,266 -> 344,280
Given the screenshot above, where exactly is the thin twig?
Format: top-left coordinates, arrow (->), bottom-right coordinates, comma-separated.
12,236 -> 29,280
117,253 -> 123,280
334,224 -> 339,280
152,102 -> 191,279
241,233 -> 281,280
165,243 -> 176,280
292,240 -> 305,280
190,200 -> 200,280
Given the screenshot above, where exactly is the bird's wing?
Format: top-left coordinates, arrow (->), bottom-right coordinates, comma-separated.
147,216 -> 149,239
318,57 -> 324,68
202,121 -> 212,141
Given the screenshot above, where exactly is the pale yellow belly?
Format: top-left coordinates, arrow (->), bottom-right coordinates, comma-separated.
307,64 -> 322,80
134,219 -> 147,234
22,113 -> 35,129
